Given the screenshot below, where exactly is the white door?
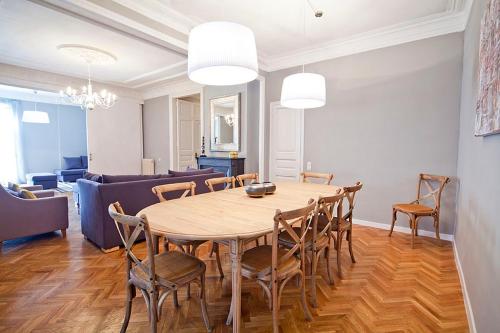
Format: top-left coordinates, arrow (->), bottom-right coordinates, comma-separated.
269,103 -> 303,182
177,100 -> 200,170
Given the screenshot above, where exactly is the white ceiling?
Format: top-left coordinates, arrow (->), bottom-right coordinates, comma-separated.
0,0 -> 471,94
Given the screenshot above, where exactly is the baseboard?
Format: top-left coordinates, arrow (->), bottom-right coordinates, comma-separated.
452,240 -> 477,333
353,218 -> 454,241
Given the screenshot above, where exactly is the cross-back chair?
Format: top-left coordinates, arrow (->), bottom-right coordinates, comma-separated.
300,171 -> 334,185
236,173 -> 259,187
108,202 -> 211,333
278,188 -> 344,307
390,174 -> 450,248
151,181 -> 206,255
205,176 -> 235,192
228,199 -> 316,332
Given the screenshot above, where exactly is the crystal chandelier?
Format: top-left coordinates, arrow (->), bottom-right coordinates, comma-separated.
58,45 -> 117,111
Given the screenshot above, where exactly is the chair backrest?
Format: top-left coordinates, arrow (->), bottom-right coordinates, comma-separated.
271,199 -> 316,276
300,172 -> 334,185
342,182 -> 363,221
312,188 -> 344,249
205,176 -> 235,192
108,202 -> 156,284
236,173 -> 259,187
152,181 -> 196,202
416,174 -> 450,212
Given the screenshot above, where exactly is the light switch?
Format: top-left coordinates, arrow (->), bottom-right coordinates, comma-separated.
306,161 -> 312,171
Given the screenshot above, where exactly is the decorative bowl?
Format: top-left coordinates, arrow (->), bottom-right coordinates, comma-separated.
262,182 -> 276,194
245,183 -> 266,198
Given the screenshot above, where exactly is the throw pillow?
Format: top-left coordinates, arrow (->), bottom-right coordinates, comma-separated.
8,182 -> 20,192
63,156 -> 83,170
20,189 -> 37,199
168,168 -> 214,177
4,187 -> 21,197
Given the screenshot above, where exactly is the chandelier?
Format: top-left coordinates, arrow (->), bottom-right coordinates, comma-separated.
58,45 -> 117,111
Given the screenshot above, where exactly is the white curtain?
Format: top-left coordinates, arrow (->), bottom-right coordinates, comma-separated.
0,100 -> 24,185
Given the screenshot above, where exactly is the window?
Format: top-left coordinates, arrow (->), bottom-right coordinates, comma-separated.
0,102 -> 18,185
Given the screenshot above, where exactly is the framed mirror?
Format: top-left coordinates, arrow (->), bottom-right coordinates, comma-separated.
210,94 -> 240,151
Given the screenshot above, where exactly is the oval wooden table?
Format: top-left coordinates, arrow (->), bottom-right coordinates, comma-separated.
138,181 -> 342,333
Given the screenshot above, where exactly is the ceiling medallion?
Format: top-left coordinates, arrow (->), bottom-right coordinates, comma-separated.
57,45 -> 117,111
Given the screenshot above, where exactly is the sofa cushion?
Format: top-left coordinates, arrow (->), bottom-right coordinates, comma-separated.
27,173 -> 57,181
4,187 -> 20,197
63,156 -> 83,170
81,155 -> 88,169
56,169 -> 86,176
20,189 -> 37,199
83,172 -> 102,183
102,174 -> 163,184
168,168 -> 214,177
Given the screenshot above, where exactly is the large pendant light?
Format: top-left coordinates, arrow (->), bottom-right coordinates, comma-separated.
280,1 -> 326,109
188,21 -> 258,86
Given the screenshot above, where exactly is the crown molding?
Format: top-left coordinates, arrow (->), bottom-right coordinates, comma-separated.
141,77 -> 203,100
262,1 -> 473,71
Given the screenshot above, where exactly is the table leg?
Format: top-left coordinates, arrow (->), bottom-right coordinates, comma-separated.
229,239 -> 243,333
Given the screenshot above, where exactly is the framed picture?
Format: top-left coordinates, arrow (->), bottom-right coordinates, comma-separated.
474,0 -> 500,136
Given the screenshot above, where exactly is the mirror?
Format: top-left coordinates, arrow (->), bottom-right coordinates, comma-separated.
210,94 -> 240,151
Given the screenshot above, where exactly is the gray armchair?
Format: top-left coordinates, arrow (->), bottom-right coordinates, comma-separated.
0,185 -> 68,247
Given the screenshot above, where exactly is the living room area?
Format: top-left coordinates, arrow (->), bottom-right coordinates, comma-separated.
0,0 -> 499,332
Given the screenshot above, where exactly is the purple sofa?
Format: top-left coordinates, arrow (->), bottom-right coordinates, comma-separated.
77,171 -> 225,251
0,186 -> 68,246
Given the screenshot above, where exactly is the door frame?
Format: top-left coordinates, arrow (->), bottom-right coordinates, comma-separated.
269,101 -> 304,181
168,88 -> 203,170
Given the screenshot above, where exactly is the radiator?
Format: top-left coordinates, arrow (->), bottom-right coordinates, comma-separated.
142,158 -> 155,175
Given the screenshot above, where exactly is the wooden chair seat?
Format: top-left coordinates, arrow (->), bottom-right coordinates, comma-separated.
131,251 -> 205,289
241,245 -> 301,281
393,203 -> 434,215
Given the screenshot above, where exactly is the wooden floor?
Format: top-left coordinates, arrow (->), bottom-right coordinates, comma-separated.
0,193 -> 469,332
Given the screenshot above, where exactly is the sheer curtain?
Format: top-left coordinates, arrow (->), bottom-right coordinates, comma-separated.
0,100 -> 23,185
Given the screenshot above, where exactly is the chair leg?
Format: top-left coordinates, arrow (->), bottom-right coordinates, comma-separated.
347,229 -> 356,263
173,290 -> 179,308
410,215 -> 416,249
214,243 -> 224,278
272,277 -> 279,333
120,284 -> 135,333
163,238 -> 169,252
336,230 -> 344,279
255,238 -> 259,247
209,241 -> 215,257
199,273 -> 212,332
299,271 -> 313,321
434,215 -> 441,240
149,290 -> 158,333
310,251 -> 318,308
61,229 -> 66,238
389,209 -> 397,236
325,246 -> 334,285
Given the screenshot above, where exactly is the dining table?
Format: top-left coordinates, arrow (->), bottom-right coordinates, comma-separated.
137,180 -> 342,333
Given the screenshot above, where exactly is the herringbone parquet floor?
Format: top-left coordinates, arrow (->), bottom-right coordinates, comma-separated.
0,193 -> 469,332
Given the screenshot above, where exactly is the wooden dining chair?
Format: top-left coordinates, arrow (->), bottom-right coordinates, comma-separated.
227,199 -> 316,332
236,173 -> 258,187
108,202 -> 212,333
278,188 -> 344,307
151,182 -> 207,256
204,176 -> 236,277
317,182 -> 363,279
300,171 -> 334,185
390,174 -> 450,248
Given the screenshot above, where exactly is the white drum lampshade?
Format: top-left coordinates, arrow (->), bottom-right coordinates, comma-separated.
188,21 -> 258,86
280,73 -> 326,109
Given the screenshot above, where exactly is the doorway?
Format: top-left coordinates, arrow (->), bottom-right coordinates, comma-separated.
175,94 -> 201,170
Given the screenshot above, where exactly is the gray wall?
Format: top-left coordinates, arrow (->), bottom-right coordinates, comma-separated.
143,96 -> 170,174
246,79 -> 260,173
266,33 -> 464,234
20,101 -> 87,175
455,0 -> 500,331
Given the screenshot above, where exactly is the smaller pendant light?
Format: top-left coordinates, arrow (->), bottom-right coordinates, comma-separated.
280,0 -> 326,109
188,21 -> 258,86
